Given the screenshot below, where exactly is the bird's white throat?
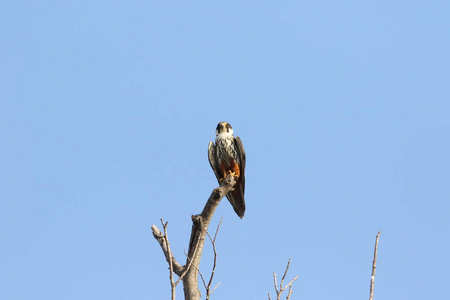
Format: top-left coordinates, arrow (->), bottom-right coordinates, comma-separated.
216,129 -> 234,138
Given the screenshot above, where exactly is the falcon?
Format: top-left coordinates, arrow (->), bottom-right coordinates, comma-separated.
208,122 -> 246,218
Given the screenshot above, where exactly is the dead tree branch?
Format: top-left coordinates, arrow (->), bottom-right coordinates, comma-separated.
268,258 -> 299,300
151,223 -> 183,276
369,231 -> 381,300
204,218 -> 223,300
152,174 -> 237,300
183,174 -> 236,300
162,221 -> 176,299
151,219 -> 202,300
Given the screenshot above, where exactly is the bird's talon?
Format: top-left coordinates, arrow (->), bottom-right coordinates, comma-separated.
229,171 -> 239,178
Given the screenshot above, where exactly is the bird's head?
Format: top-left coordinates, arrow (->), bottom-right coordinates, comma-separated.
215,122 -> 234,137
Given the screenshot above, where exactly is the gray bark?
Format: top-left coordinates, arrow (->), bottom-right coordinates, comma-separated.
152,174 -> 237,300
182,174 -> 237,300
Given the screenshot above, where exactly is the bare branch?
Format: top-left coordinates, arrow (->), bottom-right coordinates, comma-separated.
151,224 -> 184,276
212,217 -> 223,243
286,284 -> 293,300
273,272 -> 278,295
268,258 -> 299,300
211,281 -> 222,294
161,220 -> 176,300
176,235 -> 202,287
181,174 -> 236,300
204,218 -> 223,300
152,174 -> 237,300
369,231 -> 381,300
186,243 -> 222,298
284,275 -> 299,293
280,259 -> 291,291
151,221 -> 185,299
198,264 -> 208,291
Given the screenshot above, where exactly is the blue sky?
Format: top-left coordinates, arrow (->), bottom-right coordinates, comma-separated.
1,1 -> 449,299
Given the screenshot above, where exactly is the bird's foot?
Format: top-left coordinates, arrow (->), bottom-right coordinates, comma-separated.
220,171 -> 239,182
227,170 -> 239,178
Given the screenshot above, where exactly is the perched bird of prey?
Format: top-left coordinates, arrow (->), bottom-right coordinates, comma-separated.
208,122 -> 246,218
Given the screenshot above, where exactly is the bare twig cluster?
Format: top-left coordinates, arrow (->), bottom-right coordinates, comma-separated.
199,217 -> 223,300
268,258 -> 299,300
369,231 -> 381,300
151,174 -> 237,300
151,220 -> 197,300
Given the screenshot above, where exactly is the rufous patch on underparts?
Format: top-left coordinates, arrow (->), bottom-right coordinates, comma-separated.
219,160 -> 240,179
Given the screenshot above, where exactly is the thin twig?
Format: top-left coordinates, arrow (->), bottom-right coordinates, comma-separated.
273,272 -> 278,295
176,236 -> 202,287
280,259 -> 291,292
151,225 -> 183,276
186,218 -> 223,300
369,231 -> 381,300
204,218 -> 223,299
269,258 -> 299,300
286,284 -> 293,300
283,275 -> 299,293
161,220 -> 176,300
210,281 -> 222,294
198,265 -> 208,291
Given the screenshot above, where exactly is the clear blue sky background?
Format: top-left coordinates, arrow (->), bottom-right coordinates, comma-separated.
2,1 -> 449,299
